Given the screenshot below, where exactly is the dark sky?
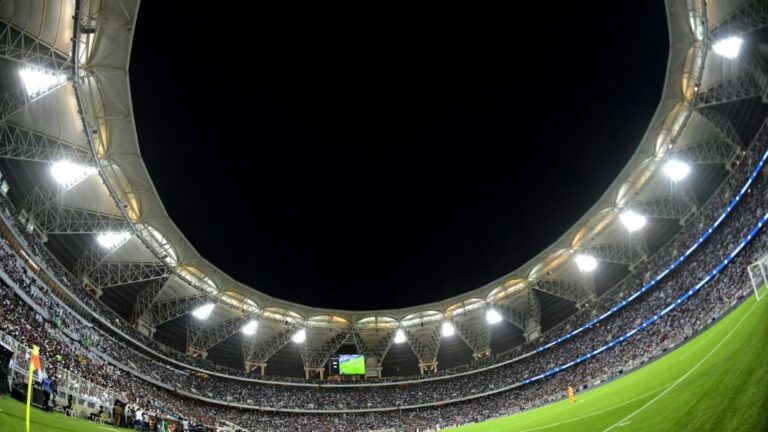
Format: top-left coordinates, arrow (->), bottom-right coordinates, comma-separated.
129,3 -> 668,311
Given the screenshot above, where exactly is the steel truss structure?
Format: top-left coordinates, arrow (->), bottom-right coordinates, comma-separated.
694,68 -> 767,109
629,196 -> 697,220
586,243 -> 647,266
143,294 -> 209,327
530,278 -> 594,303
0,89 -> 29,122
243,325 -> 299,367
673,137 -> 739,164
454,318 -> 491,357
0,123 -> 92,165
186,313 -> 250,355
0,20 -> 70,74
0,0 -> 765,377
354,330 -> 394,367
74,247 -> 171,289
405,325 -> 442,372
300,329 -> 351,369
29,205 -> 128,234
131,278 -> 170,324
708,0 -> 768,41
697,105 -> 745,149
492,287 -> 541,330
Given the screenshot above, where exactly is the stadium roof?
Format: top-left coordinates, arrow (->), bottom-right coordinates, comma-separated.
0,0 -> 766,373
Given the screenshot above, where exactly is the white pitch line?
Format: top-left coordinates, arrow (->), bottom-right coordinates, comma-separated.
601,299 -> 759,432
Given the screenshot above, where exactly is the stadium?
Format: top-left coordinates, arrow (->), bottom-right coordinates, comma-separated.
0,0 -> 767,431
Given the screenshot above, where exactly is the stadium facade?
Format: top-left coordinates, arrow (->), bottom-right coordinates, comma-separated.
0,0 -> 766,396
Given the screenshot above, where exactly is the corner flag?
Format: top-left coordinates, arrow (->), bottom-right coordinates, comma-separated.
26,345 -> 41,432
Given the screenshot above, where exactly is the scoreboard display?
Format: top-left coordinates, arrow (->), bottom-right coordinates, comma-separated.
328,354 -> 365,375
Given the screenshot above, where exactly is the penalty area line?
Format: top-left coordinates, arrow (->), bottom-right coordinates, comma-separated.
601,298 -> 760,432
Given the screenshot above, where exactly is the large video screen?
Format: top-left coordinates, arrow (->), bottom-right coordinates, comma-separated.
338,354 -> 365,375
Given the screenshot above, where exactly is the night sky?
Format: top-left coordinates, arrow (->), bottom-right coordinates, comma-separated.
129,3 -> 668,311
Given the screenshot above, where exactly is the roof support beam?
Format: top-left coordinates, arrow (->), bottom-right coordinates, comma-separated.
697,108 -> 744,149
694,69 -> 767,109
0,123 -> 92,164
242,325 -> 298,370
22,183 -> 65,221
673,137 -> 738,165
74,247 -> 171,289
492,300 -> 530,331
586,243 -> 647,266
131,277 -> 171,325
84,261 -> 171,288
491,287 -> 541,331
530,278 -> 593,303
404,325 -> 442,373
629,196 -> 697,220
353,330 -> 394,368
300,328 -> 351,369
0,88 -> 29,122
187,314 -> 250,354
454,319 -> 491,358
708,0 -> 768,41
29,205 -> 127,234
0,20 -> 71,73
144,294 -> 209,327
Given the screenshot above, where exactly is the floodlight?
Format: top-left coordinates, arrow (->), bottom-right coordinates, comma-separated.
394,329 -> 407,344
441,322 -> 455,337
241,320 -> 259,336
19,67 -> 67,98
50,161 -> 96,188
663,159 -> 691,182
292,328 -> 306,343
96,232 -> 131,250
620,211 -> 647,233
712,37 -> 743,59
192,303 -> 215,320
575,254 -> 598,273
485,308 -> 503,324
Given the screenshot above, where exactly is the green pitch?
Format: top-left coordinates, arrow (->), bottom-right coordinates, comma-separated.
0,398 -> 131,432
451,286 -> 768,432
340,354 -> 366,375
0,289 -> 765,432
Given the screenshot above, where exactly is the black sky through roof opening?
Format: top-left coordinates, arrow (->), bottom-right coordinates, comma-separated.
129,3 -> 669,310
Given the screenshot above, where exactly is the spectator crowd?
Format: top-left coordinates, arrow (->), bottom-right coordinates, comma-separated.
0,127 -> 765,430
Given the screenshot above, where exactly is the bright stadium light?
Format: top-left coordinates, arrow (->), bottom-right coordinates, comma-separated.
50,161 -> 96,189
712,36 -> 743,59
575,254 -> 598,273
663,159 -> 691,182
485,308 -> 503,325
292,328 -> 307,343
96,232 -> 131,250
620,210 -> 647,233
192,303 -> 215,320
441,322 -> 455,337
241,320 -> 259,336
19,66 -> 67,99
394,329 -> 407,344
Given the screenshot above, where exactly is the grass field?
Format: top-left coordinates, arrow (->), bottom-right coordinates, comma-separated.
451,286 -> 768,432
0,397 -> 130,432
0,289 -> 766,432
